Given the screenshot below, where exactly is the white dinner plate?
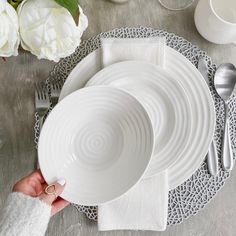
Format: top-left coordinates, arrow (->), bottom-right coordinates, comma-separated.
39,86 -> 154,205
86,61 -> 192,177
59,47 -> 216,190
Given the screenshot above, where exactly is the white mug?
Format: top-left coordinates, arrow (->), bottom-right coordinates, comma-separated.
194,0 -> 236,44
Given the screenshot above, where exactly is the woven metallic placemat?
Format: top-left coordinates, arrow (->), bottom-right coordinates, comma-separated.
34,27 -> 236,226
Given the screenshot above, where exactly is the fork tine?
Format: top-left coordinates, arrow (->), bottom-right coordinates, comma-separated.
35,83 -> 40,100
56,83 -> 61,91
44,87 -> 50,101
42,86 -> 47,99
40,84 -> 45,100
37,82 -> 43,99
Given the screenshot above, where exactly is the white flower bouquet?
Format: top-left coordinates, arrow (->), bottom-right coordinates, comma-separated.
0,0 -> 88,62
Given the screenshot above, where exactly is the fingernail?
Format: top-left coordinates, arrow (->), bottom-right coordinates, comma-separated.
57,178 -> 66,186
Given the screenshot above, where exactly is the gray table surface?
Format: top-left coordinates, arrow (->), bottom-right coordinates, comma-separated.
0,0 -> 236,235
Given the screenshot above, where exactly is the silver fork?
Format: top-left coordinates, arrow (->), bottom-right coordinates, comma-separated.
50,82 -> 62,107
35,82 -> 50,132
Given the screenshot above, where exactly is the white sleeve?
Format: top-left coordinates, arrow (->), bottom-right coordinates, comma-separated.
0,192 -> 51,236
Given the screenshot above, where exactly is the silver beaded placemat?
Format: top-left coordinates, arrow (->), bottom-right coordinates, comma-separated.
34,27 -> 236,226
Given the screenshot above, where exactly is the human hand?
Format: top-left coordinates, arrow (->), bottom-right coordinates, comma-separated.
13,169 -> 70,216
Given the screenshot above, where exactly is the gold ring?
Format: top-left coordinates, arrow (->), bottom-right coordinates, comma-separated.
44,184 -> 57,200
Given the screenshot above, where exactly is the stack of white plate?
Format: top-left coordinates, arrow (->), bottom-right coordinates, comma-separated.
38,46 -> 215,205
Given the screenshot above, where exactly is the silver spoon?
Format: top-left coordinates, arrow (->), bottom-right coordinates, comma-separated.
214,63 -> 236,171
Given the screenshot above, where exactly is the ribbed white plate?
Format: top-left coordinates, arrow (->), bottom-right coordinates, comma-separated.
38,86 -> 154,205
59,47 -> 215,190
86,61 -> 192,177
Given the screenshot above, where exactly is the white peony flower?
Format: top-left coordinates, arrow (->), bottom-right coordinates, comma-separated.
0,0 -> 20,57
18,0 -> 88,62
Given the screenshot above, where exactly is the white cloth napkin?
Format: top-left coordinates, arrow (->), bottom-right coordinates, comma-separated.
98,37 -> 169,231
101,37 -> 166,68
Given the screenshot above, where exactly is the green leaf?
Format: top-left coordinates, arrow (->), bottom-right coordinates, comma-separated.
54,0 -> 80,25
7,0 -> 23,9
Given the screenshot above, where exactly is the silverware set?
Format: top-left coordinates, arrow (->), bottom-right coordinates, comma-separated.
34,81 -> 62,168
198,57 -> 236,175
35,82 -> 62,133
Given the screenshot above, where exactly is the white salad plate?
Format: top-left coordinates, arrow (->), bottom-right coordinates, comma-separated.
86,61 -> 192,177
38,86 -> 154,205
59,47 -> 216,190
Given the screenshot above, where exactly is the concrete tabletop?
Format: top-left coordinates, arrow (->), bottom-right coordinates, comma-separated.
0,0 -> 235,235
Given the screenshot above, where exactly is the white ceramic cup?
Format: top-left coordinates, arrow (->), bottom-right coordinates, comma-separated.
194,0 -> 236,44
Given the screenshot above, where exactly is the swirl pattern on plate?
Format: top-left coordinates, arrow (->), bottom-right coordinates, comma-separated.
38,86 -> 154,205
86,61 -> 192,176
57,49 -> 215,190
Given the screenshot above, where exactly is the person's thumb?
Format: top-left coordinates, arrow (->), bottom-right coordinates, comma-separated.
39,179 -> 66,205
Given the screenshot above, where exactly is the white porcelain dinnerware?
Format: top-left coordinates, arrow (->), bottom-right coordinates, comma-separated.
195,0 -> 236,44
38,86 -> 154,205
59,46 -> 215,190
86,61 -> 192,177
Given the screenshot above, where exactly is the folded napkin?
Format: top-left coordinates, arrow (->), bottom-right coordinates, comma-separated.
98,37 -> 169,231
101,37 -> 166,68
98,171 -> 168,231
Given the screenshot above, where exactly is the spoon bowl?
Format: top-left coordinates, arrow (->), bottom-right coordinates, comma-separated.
214,63 -> 236,171
214,63 -> 236,102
